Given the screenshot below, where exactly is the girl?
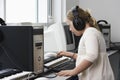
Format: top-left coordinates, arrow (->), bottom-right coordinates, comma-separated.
57,6 -> 114,80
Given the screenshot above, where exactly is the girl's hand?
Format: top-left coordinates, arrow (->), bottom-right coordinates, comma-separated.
57,51 -> 66,57
56,69 -> 76,76
57,51 -> 72,57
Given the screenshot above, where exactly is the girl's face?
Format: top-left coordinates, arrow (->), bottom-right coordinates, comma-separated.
66,18 -> 83,36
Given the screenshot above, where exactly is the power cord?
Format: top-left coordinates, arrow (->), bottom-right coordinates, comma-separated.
44,73 -> 57,78
43,66 -> 57,78
26,72 -> 37,80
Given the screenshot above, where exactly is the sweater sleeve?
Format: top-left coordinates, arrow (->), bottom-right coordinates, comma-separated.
83,30 -> 99,63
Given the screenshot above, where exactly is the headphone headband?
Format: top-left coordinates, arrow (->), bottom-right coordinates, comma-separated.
72,6 -> 79,17
72,6 -> 85,30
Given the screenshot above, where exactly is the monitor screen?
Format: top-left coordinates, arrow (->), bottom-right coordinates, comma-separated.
0,26 -> 33,71
62,23 -> 75,51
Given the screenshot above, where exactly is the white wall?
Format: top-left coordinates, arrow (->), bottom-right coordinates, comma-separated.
62,0 -> 79,22
79,0 -> 120,42
0,0 -> 5,19
53,0 -> 79,22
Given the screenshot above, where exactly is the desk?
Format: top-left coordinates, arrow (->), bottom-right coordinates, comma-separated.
34,71 -> 70,80
108,50 -> 120,80
107,50 -> 118,56
44,75 -> 69,80
33,50 -> 119,80
2,50 -> 118,80
36,50 -> 120,80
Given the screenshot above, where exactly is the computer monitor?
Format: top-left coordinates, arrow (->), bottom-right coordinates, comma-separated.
44,23 -> 66,52
44,22 -> 75,53
0,26 -> 44,74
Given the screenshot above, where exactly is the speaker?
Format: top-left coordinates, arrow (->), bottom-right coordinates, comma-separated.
0,18 -> 6,43
97,20 -> 111,49
72,6 -> 85,30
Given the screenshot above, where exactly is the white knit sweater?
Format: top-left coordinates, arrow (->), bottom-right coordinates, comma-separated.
76,27 -> 114,80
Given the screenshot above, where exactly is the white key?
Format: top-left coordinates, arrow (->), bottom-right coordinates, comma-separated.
1,71 -> 31,80
44,56 -> 70,67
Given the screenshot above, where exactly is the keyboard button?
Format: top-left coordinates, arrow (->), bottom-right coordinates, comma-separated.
52,60 -> 75,72
44,57 -> 60,64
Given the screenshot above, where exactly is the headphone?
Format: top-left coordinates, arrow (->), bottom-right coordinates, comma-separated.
72,6 -> 85,30
0,29 -> 4,43
0,18 -> 6,43
0,18 -> 6,26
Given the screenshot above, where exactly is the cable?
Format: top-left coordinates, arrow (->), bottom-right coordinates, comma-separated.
44,72 -> 57,78
43,66 -> 57,78
26,72 -> 37,80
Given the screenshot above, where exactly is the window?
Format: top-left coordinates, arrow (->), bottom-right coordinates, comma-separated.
0,0 -> 5,19
5,0 -> 49,23
48,0 -> 52,17
6,0 -> 36,23
38,0 -> 47,23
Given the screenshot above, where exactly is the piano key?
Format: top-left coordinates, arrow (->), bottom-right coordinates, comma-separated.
44,56 -> 70,68
1,71 -> 32,80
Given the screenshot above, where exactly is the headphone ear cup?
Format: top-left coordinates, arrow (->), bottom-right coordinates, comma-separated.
73,17 -> 85,30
